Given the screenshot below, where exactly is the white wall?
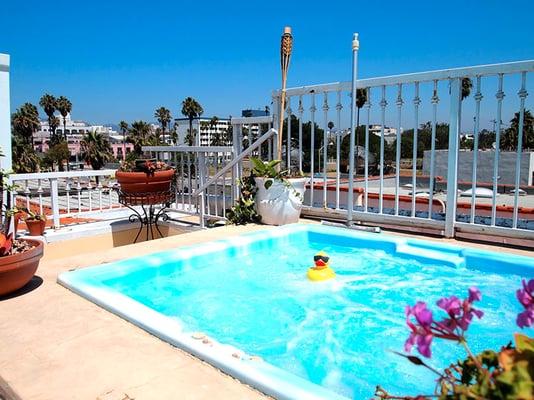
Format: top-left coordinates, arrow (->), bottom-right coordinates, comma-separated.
0,54 -> 10,170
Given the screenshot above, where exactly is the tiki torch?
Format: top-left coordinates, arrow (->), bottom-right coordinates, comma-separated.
278,26 -> 293,166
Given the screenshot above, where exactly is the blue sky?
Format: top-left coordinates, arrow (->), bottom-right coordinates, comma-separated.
2,0 -> 534,126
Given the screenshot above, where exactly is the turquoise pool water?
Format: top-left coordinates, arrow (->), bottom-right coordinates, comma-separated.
60,225 -> 534,399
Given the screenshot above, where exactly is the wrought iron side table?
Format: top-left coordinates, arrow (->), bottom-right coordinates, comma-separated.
116,189 -> 173,243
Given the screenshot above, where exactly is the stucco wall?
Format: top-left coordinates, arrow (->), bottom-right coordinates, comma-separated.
0,54 -> 10,170
423,149 -> 533,186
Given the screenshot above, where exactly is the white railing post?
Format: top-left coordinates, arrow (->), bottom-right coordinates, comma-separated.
272,93 -> 281,162
347,33 -> 359,224
232,122 -> 241,200
49,178 -> 61,229
445,78 -> 461,238
198,152 -> 206,228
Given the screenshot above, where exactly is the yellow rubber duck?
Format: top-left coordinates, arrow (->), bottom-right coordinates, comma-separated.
307,251 -> 335,281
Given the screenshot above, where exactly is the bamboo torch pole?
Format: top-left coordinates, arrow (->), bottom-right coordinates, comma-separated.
277,26 -> 293,167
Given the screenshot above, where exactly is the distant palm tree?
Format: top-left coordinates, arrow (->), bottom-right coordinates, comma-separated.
39,93 -> 58,143
128,120 -> 154,155
12,103 -> 40,146
80,131 -> 113,170
154,107 -> 172,144
56,96 -> 72,140
181,97 -> 203,146
355,88 -> 367,157
118,120 -> 129,160
49,116 -> 60,141
56,96 -> 73,170
461,77 -> 473,100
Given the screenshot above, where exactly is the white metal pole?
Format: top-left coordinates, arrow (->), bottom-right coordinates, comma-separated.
347,33 -> 359,224
445,78 -> 461,238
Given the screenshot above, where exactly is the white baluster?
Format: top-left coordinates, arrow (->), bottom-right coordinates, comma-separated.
37,179 -> 44,215
24,180 -> 31,210
65,178 -> 71,214
322,93 -> 329,208
76,179 -> 82,215
335,91 -> 343,209
309,93 -> 316,207
512,72 -> 528,229
491,74 -> 505,226
412,82 -> 421,217
395,84 -> 404,216
364,88 -> 372,212
429,80 -> 440,219
298,95 -> 304,172
470,77 -> 483,224
379,86 -> 387,214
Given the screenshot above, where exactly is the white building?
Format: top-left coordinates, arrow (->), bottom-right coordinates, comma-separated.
34,113 -> 117,157
369,125 -> 398,144
174,117 -> 232,146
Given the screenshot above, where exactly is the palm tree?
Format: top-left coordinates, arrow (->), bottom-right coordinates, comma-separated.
181,97 -> 203,146
39,93 -> 58,143
80,131 -> 113,176
501,110 -> 534,151
118,121 -> 129,160
355,88 -> 367,159
461,77 -> 473,100
12,103 -> 40,146
56,96 -> 72,140
128,120 -> 153,155
154,107 -> 172,144
56,96 -> 72,170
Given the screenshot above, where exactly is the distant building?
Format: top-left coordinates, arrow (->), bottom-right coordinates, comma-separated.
241,109 -> 269,118
34,113 -> 118,156
368,125 -> 398,144
174,117 -> 231,146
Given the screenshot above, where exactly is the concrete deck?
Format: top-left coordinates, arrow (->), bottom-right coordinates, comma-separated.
0,222 -> 532,400
0,224 -> 271,400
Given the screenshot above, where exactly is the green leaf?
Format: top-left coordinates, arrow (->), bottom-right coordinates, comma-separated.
515,333 -> 534,353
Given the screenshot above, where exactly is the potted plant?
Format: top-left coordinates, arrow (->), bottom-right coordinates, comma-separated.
250,157 -> 307,226
115,158 -> 175,205
0,169 -> 44,296
24,210 -> 47,236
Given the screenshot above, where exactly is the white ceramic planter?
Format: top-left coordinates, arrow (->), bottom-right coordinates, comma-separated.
254,177 -> 307,225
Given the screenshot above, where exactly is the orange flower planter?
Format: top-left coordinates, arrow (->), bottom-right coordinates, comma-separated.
0,239 -> 44,296
116,169 -> 175,205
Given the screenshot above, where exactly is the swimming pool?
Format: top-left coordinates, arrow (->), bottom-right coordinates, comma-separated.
58,224 -> 534,399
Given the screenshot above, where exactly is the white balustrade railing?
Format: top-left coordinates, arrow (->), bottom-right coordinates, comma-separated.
8,169 -> 119,229
270,45 -> 534,239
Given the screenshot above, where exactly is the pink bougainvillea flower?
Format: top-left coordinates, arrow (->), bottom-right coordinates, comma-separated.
437,296 -> 462,316
405,302 -> 434,358
468,287 -> 482,302
516,279 -> 534,329
517,306 -> 534,329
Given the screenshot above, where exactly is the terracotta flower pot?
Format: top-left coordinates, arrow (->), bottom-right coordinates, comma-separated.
25,219 -> 47,236
13,211 -> 23,236
116,169 -> 175,205
0,239 -> 44,296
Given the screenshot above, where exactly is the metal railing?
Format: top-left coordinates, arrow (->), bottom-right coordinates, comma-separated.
145,122 -> 277,228
269,40 -> 534,239
8,169 -> 119,229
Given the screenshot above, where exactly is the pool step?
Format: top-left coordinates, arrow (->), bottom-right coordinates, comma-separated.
395,243 -> 466,269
